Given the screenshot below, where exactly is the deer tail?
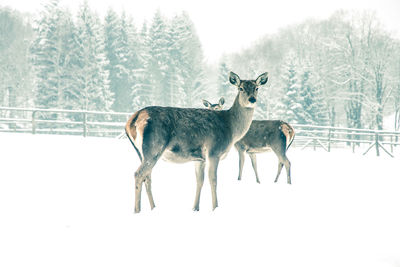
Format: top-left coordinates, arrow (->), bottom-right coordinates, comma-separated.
280,122 -> 295,150
125,111 -> 143,162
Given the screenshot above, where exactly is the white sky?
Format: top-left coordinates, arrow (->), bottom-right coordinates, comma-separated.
2,0 -> 400,62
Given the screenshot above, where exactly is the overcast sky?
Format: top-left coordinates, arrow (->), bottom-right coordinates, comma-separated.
2,0 -> 400,62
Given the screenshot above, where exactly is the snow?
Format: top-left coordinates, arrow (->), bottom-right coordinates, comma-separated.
0,132 -> 399,267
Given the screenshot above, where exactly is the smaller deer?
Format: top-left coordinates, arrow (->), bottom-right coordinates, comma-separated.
202,98 -> 225,111
203,99 -> 295,184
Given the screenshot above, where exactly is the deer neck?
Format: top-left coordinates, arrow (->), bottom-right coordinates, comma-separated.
226,95 -> 255,142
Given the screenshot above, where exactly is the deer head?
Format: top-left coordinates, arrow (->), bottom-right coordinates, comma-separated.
202,97 -> 225,110
229,71 -> 268,108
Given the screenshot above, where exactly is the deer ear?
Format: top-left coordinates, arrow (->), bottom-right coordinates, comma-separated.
202,100 -> 211,108
255,72 -> 268,86
229,71 -> 241,86
219,97 -> 225,106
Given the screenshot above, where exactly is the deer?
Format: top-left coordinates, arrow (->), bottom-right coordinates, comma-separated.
203,99 -> 295,184
125,71 -> 269,213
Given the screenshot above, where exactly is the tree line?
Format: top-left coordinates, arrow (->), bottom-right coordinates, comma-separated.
0,0 -> 208,121
1,2 -> 400,130
224,11 -> 400,130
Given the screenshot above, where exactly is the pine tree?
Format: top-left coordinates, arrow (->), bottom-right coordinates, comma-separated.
103,8 -> 121,111
30,0 -> 63,112
299,70 -> 329,125
217,61 -> 234,103
57,9 -> 82,115
131,21 -> 151,110
75,0 -> 113,113
124,13 -> 143,108
277,54 -> 303,123
147,10 -> 170,106
104,10 -> 142,112
167,14 -> 188,107
0,8 -> 34,110
176,12 -> 206,107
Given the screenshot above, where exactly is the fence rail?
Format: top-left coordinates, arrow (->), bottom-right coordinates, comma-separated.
1,106 -> 399,156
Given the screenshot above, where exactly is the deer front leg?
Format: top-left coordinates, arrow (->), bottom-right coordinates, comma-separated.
193,161 -> 205,211
208,157 -> 220,210
248,153 -> 260,183
237,148 -> 245,181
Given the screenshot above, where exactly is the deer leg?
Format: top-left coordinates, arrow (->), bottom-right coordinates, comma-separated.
193,161 -> 205,211
208,157 -> 220,210
274,162 -> 284,183
237,148 -> 245,181
134,157 -> 159,213
275,155 -> 291,184
134,170 -> 145,213
145,174 -> 155,210
248,153 -> 260,184
272,143 -> 289,184
282,156 -> 292,184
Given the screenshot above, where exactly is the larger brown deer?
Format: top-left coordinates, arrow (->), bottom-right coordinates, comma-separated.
203,99 -> 294,184
125,72 -> 268,213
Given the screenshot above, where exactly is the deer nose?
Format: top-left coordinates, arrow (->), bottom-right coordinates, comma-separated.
248,97 -> 256,103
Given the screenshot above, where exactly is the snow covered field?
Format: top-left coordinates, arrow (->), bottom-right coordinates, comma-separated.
0,132 -> 399,267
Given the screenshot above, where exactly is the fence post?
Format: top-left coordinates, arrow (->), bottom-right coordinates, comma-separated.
83,111 -> 87,137
375,132 -> 380,157
327,128 -> 331,152
390,135 -> 393,153
32,111 -> 37,134
352,131 -> 356,153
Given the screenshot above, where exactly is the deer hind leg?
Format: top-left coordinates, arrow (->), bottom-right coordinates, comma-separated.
134,162 -> 152,213
208,157 -> 220,210
134,151 -> 162,213
274,155 -> 291,184
236,144 -> 245,181
283,156 -> 291,184
193,161 -> 205,211
145,174 -> 155,210
272,140 -> 292,184
248,153 -> 260,184
274,162 -> 284,183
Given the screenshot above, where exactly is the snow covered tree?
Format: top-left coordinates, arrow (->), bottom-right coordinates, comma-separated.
31,0 -> 85,122
175,12 -> 206,107
166,14 -> 188,107
75,0 -> 113,113
131,21 -> 151,110
103,8 -> 121,111
298,70 -> 329,125
104,10 -> 142,112
217,60 -> 235,106
30,0 -> 64,112
57,9 -> 81,113
147,10 -> 170,106
0,7 -> 34,110
365,24 -> 396,130
276,53 -> 303,124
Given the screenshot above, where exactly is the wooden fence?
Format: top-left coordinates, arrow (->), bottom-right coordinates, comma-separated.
1,106 -> 399,157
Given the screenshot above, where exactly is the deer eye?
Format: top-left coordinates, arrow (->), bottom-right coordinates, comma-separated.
256,87 -> 259,91
239,87 -> 244,91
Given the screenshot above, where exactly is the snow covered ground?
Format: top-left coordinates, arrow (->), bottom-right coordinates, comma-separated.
0,132 -> 399,267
